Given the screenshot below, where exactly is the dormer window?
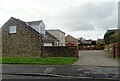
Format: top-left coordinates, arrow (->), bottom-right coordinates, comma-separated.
9,26 -> 16,33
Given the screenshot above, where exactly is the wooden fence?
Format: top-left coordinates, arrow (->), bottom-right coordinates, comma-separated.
105,42 -> 120,58
112,42 -> 120,58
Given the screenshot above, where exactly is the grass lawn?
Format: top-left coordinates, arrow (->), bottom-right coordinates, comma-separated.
116,57 -> 120,60
1,56 -> 78,65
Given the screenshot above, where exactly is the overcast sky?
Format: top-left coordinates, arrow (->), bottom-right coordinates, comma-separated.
0,0 -> 119,40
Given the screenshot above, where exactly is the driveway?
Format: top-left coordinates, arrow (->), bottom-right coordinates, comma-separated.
73,50 -> 118,66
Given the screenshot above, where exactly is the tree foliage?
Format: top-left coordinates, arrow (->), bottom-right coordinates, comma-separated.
96,40 -> 104,50
91,41 -> 96,45
104,31 -> 119,44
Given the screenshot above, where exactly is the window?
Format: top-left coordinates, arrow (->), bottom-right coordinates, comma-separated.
41,27 -> 43,33
41,27 -> 45,34
9,26 -> 16,33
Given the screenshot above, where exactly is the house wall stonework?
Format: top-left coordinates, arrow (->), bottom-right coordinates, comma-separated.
43,46 -> 79,57
2,17 -> 43,56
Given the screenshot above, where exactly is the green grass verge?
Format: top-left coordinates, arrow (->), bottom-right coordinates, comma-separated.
116,57 -> 120,60
1,56 -> 78,65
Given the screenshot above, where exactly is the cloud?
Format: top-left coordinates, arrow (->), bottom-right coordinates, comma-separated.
66,30 -> 106,40
0,1 -> 118,40
53,2 -> 117,31
96,16 -> 117,29
62,21 -> 95,31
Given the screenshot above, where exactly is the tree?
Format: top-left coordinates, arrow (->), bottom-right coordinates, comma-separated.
96,40 -> 104,50
111,32 -> 120,43
104,32 -> 115,44
91,41 -> 96,45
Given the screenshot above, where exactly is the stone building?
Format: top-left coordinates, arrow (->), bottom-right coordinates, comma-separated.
2,17 -> 43,56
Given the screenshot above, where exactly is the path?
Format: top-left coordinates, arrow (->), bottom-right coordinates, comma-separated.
73,50 -> 118,66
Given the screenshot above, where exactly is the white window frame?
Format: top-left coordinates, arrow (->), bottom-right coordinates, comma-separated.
9,26 -> 17,33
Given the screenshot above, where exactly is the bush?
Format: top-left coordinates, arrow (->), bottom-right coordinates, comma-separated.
96,44 -> 104,50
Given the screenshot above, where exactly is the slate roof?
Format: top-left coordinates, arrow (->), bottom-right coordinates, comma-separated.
27,20 -> 42,26
7,17 -> 59,42
47,29 -> 65,34
107,29 -> 120,33
44,30 -> 59,42
65,35 -> 77,40
11,17 -> 43,37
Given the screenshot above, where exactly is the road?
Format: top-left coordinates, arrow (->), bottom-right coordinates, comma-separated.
73,50 -> 118,66
2,64 -> 119,80
1,50 -> 120,80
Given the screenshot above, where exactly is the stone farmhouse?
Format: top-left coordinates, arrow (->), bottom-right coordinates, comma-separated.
2,17 -> 59,55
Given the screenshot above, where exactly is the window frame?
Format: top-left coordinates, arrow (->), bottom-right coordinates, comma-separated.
9,26 -> 17,33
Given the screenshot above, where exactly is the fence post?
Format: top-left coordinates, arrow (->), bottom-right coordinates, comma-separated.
117,42 -> 120,57
112,43 -> 116,58
76,46 -> 79,58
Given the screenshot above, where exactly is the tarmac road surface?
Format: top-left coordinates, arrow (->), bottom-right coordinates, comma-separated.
73,50 -> 118,66
2,64 -> 119,80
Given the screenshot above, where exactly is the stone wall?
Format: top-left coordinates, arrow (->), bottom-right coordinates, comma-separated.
104,44 -> 112,52
2,17 -> 43,56
43,46 -> 79,57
